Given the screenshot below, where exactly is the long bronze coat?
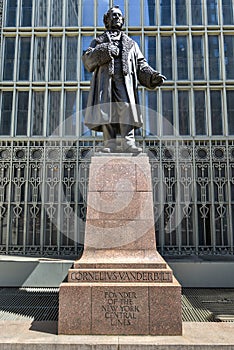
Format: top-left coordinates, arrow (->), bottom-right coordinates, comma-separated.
82,31 -> 159,132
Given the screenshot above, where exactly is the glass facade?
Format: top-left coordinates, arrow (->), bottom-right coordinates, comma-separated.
0,0 -> 234,257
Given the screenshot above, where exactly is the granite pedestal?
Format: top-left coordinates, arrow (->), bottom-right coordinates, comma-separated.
59,154 -> 182,335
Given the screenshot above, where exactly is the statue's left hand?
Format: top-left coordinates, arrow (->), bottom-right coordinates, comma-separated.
151,72 -> 167,86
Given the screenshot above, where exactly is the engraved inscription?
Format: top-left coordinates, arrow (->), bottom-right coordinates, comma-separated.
70,270 -> 172,282
102,291 -> 140,326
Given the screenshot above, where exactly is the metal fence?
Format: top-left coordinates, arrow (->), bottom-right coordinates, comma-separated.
0,138 -> 233,257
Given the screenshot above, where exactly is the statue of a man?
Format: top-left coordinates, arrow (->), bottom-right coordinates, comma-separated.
82,6 -> 166,153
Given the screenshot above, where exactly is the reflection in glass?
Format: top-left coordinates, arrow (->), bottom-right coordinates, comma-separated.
35,0 -> 48,26
224,36 -> 234,79
64,91 -> 77,136
129,0 -> 141,26
161,36 -> 172,80
144,0 -> 156,26
49,37 -> 62,81
226,90 -> 234,135
20,0 -> 32,27
176,0 -> 187,25
33,37 -> 47,81
160,0 -> 171,25
81,36 -> 94,80
98,0 -> 109,27
0,92 -> 13,135
48,91 -> 61,136
51,0 -> 63,26
18,37 -> 31,81
207,0 -> 218,25
66,0 -> 79,26
145,36 -> 156,69
32,91 -> 45,136
145,91 -> 157,136
16,92 -> 29,136
192,36 -> 204,80
194,91 -> 206,135
178,91 -> 189,135
82,0 -> 94,26
80,91 -> 91,136
66,37 -> 78,81
191,0 -> 202,25
177,36 -> 188,80
208,35 -> 220,80
5,0 -> 17,27
162,91 -> 174,135
222,0 -> 234,25
210,90 -> 222,135
3,38 -> 15,81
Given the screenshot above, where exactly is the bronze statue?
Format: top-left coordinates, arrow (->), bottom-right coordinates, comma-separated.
82,6 -> 166,153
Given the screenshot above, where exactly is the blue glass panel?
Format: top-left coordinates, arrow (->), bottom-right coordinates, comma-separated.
210,90 -> 222,135
176,0 -> 187,25
51,0 -> 63,26
66,37 -> 78,81
191,0 -> 202,25
0,92 -> 13,135
161,36 -> 172,80
81,91 -> 92,136
145,90 -> 157,136
222,0 -> 234,24
19,37 -> 31,81
144,0 -> 156,26
224,35 -> 234,79
160,0 -> 171,25
145,36 -> 156,69
97,0 -> 109,27
48,91 -> 61,136
35,0 -> 48,26
193,36 -> 204,80
32,91 -> 45,136
5,0 -> 17,27
3,38 -> 15,81
33,37 -> 47,81
129,35 -> 141,48
227,90 -> 234,135
16,92 -> 29,136
177,36 -> 188,80
81,36 -> 94,81
194,91 -> 206,135
82,0 -> 94,26
178,91 -> 189,135
21,0 -> 32,26
49,37 -> 62,81
64,91 -> 77,136
207,0 -> 218,25
129,0 -> 141,26
162,91 -> 174,135
66,0 -> 79,26
208,35 -> 220,80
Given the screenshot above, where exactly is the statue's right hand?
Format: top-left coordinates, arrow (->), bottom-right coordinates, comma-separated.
109,44 -> 120,57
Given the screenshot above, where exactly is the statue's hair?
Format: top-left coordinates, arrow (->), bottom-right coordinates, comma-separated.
103,5 -> 124,29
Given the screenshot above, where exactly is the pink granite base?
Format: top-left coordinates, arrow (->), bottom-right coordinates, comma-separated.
58,155 -> 182,336
58,279 -> 182,335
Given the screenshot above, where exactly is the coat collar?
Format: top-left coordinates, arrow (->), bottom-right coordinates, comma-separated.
96,31 -> 134,75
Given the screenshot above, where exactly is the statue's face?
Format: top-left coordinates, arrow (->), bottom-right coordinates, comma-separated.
107,8 -> 124,30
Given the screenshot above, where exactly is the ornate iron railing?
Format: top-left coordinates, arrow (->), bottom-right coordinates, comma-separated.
0,138 -> 233,257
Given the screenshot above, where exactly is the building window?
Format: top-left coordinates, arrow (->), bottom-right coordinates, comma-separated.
177,36 -> 188,80
49,36 -> 62,81
144,0 -> 156,26
129,0 -> 141,26
82,0 -> 94,26
208,35 -> 220,80
145,90 -> 157,136
18,37 -> 31,81
178,91 -> 190,135
210,90 -> 222,135
51,0 -> 63,27
66,0 -> 79,27
160,0 -> 171,26
81,35 -> 94,81
64,91 -> 77,136
48,91 -> 61,136
162,90 -> 174,135
97,0 -> 109,27
193,36 -> 205,80
207,0 -> 218,25
191,0 -> 202,25
20,0 -> 32,27
66,36 -> 78,81
224,35 -> 234,79
16,91 -> 29,136
161,36 -> 172,80
32,91 -> 45,136
35,0 -> 48,27
80,90 -> 91,136
0,91 -> 13,135
226,90 -> 234,135
5,0 -> 18,27
176,0 -> 187,25
145,36 -> 156,69
222,0 -> 234,24
194,90 -> 206,135
3,37 -> 15,81
33,37 -> 47,81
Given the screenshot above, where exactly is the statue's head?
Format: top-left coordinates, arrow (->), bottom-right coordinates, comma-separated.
103,6 -> 124,30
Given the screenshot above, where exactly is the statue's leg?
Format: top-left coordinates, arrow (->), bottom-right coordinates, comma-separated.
120,124 -> 142,153
101,124 -> 117,153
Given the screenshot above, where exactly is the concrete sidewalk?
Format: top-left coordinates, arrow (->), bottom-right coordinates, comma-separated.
0,321 -> 234,349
